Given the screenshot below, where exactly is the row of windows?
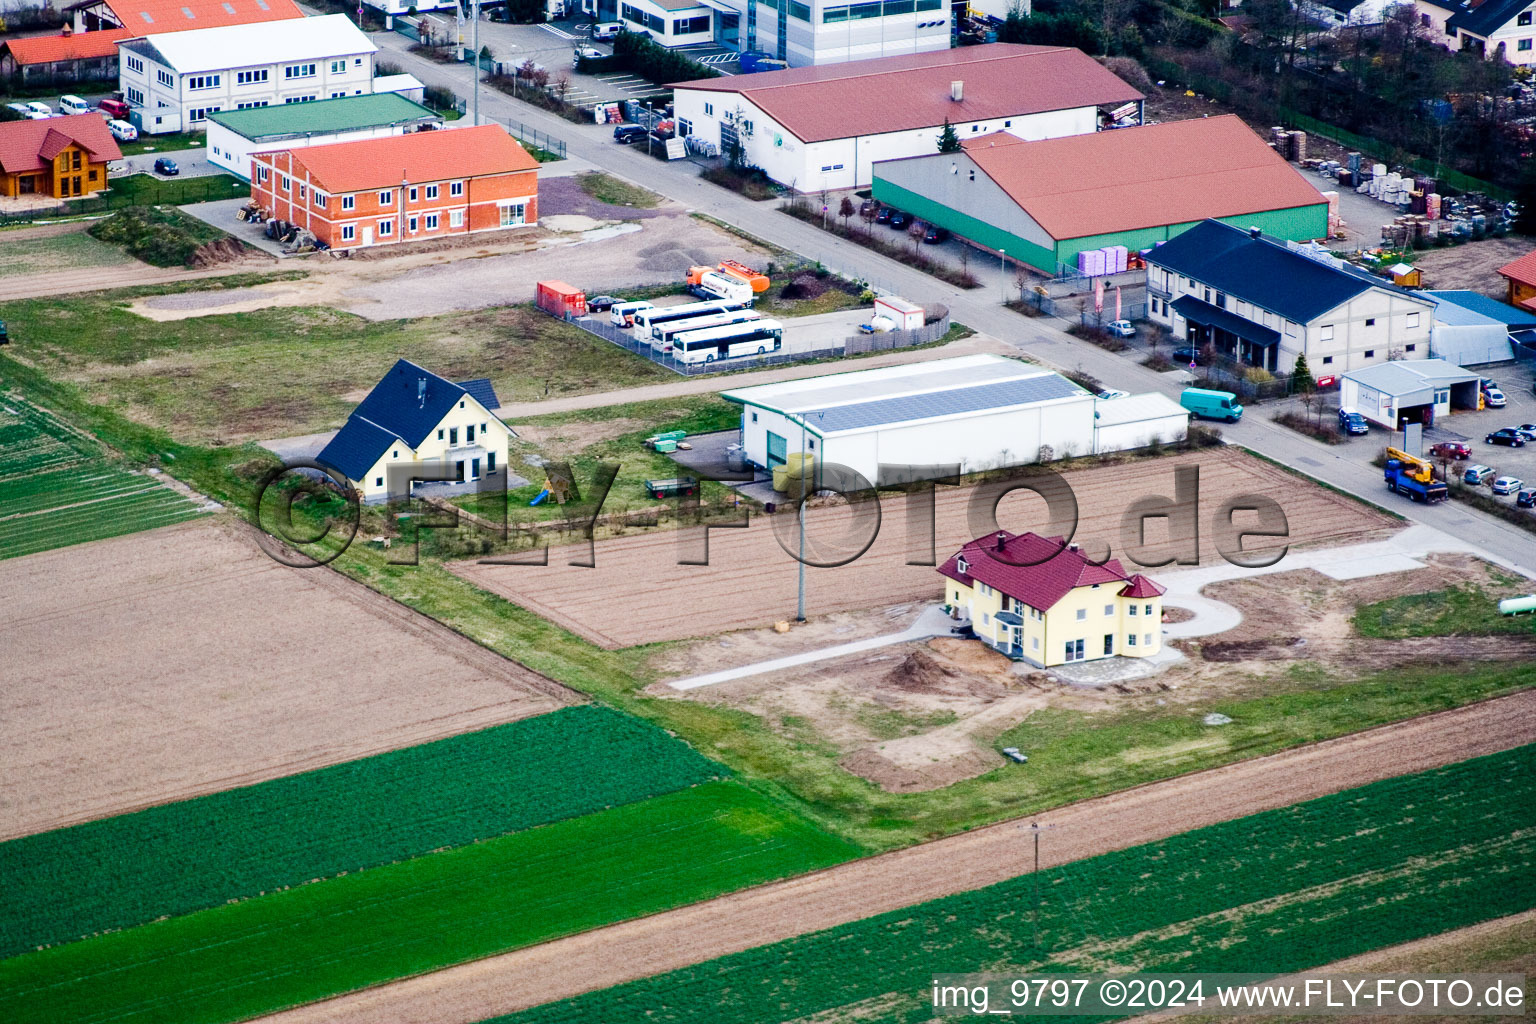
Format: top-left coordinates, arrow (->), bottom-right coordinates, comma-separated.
236,100 -> 269,109
673,14 -> 709,33
285,95 -> 317,104
620,3 -> 664,32
125,54 -> 144,74
156,69 -> 173,87
286,63 -> 316,79
338,209 -> 466,241
125,86 -> 144,105
187,74 -> 220,91
372,451 -> 496,488
188,106 -> 220,123
822,0 -> 942,23
237,69 -> 269,85
1073,602 -> 1155,621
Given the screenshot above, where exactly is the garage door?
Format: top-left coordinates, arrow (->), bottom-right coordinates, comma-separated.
766,430 -> 787,467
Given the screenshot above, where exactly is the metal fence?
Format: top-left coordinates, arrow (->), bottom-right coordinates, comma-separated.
490,117 -> 567,160
1075,302 -> 1148,327
563,308 -> 950,377
1190,360 -> 1304,402
0,176 -> 247,227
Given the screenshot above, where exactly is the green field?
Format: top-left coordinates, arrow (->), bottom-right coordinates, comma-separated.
0,782 -> 861,1024
0,230 -> 134,279
1354,583 -> 1536,638
488,744 -> 1536,1024
0,292 -> 675,443
0,706 -> 725,957
0,394 -> 207,559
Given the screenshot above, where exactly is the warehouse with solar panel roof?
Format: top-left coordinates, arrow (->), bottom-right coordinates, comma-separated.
720,354 -> 1189,488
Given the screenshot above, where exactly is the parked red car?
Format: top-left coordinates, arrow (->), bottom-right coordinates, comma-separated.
1429,441 -> 1472,460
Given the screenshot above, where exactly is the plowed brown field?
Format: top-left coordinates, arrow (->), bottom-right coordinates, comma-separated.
452,448 -> 1397,648
0,519 -> 574,840
252,690 -> 1536,1024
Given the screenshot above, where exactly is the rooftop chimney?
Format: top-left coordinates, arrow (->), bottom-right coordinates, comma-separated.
995,531 -> 1006,551
417,377 -> 427,408
1249,226 -> 1262,239
1068,542 -> 1080,553
950,80 -> 963,102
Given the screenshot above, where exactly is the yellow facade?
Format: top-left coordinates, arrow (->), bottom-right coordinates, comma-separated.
351,395 -> 513,501
947,577 -> 1161,668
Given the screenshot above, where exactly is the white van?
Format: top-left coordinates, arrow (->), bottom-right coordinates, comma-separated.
25,101 -> 54,117
610,300 -> 655,328
591,22 -> 622,41
59,95 -> 91,116
107,119 -> 138,142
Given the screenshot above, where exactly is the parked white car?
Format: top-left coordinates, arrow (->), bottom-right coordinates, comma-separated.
59,95 -> 92,116
107,119 -> 138,142
1097,389 -> 1130,400
24,101 -> 54,117
6,102 -> 31,117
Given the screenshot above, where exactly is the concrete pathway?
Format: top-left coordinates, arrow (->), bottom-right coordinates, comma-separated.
668,603 -> 955,690
1155,522 -> 1532,640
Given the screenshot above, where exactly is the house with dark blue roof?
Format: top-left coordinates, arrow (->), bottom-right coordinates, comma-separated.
1144,219 -> 1437,375
1443,0 -> 1536,66
317,359 -> 513,502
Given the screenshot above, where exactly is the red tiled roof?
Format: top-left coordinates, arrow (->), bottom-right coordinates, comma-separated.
671,44 -> 1143,144
100,0 -> 303,31
0,113 -> 121,175
1,28 -> 131,66
1120,574 -> 1166,599
284,124 -> 539,195
955,115 -> 1326,240
1498,250 -> 1536,288
938,531 -> 1148,612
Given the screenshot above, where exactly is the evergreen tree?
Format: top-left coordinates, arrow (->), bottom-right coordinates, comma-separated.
1515,158 -> 1536,238
937,118 -> 961,154
1292,352 -> 1316,394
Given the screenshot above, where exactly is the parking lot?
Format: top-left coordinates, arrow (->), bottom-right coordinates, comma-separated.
1431,362 -> 1536,504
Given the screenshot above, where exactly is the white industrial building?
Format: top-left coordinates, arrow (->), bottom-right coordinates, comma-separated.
205,92 -> 441,179
1339,359 -> 1482,431
1426,290 -> 1536,366
720,355 -> 1100,487
669,44 -> 1143,191
1092,393 -> 1191,454
118,14 -> 377,134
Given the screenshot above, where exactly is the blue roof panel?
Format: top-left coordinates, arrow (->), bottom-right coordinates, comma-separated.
801,374 -> 1086,433
1428,290 -> 1536,328
317,417 -> 402,480
455,377 -> 502,411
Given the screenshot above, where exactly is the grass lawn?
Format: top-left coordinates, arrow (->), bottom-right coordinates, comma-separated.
578,171 -> 662,208
116,133 -> 205,157
0,782 -> 861,1024
0,230 -> 134,279
490,745 -> 1536,1024
453,394 -> 743,532
1354,582 -> 1536,637
105,172 -> 248,207
0,290 -> 676,443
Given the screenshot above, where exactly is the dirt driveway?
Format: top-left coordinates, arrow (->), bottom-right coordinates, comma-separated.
251,689 -> 1536,1024
0,519 -> 574,840
452,448 -> 1399,648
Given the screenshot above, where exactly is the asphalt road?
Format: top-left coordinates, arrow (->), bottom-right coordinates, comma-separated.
361,38 -> 1536,577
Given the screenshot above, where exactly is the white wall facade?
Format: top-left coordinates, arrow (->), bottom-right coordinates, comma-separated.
736,395 -> 1097,486
207,119 -> 434,179
672,85 -> 1097,190
1092,412 -> 1191,454
352,397 -> 513,502
618,0 -> 716,45
120,44 -> 375,134
1339,378 -> 1451,429
1146,263 -> 1436,375
1470,3 -> 1536,66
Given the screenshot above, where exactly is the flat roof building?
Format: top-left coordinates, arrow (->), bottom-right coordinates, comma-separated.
721,354 -> 1098,486
206,92 -> 442,179
1340,359 -> 1482,430
670,44 -> 1143,191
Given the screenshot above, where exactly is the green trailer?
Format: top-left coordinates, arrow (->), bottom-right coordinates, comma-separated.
644,430 -> 687,450
645,477 -> 698,499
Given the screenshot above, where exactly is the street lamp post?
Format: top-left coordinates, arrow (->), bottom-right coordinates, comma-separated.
471,0 -> 481,125
796,413 -> 807,622
999,248 -> 1006,303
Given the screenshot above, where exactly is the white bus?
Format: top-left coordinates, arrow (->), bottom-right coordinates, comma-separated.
673,319 -> 784,364
635,298 -> 752,339
650,309 -> 764,352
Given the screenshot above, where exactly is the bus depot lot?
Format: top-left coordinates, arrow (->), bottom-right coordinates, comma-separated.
0,519 -> 571,840
451,447 -> 1399,649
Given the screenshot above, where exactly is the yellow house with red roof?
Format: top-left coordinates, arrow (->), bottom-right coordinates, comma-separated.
939,530 -> 1165,668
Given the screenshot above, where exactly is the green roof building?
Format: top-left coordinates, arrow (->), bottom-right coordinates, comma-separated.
207,92 -> 441,180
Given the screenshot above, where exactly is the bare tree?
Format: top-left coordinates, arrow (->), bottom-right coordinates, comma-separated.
838,195 -> 855,234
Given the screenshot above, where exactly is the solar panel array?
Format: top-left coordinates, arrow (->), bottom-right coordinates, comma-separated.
800,374 -> 1087,433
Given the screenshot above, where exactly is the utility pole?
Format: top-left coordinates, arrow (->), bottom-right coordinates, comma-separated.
796,413 -> 807,622
1021,821 -> 1056,948
471,0 -> 482,125
999,248 -> 1006,304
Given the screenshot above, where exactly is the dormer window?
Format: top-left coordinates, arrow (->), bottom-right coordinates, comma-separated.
956,556 -> 969,574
